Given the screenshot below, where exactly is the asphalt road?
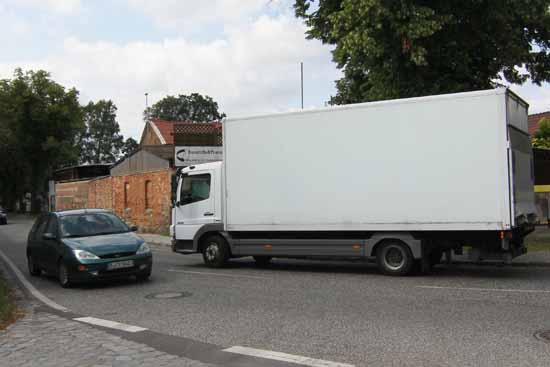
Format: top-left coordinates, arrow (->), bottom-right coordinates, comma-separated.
2,216 -> 550,366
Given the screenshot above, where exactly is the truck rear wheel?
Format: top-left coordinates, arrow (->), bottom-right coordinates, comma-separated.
376,240 -> 414,276
202,235 -> 229,268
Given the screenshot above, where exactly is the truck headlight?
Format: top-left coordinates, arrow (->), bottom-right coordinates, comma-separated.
137,243 -> 151,254
73,249 -> 100,260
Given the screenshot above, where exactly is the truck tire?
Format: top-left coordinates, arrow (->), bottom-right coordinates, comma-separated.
202,235 -> 229,268
253,256 -> 272,267
376,240 -> 414,276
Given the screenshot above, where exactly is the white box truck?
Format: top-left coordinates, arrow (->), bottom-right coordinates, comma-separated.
170,89 -> 536,275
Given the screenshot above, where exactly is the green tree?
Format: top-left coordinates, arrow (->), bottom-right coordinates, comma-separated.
145,93 -> 225,122
0,69 -> 84,211
294,0 -> 550,104
80,100 -> 124,164
533,117 -> 550,149
121,137 -> 139,158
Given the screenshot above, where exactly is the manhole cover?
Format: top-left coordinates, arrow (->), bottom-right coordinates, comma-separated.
368,355 -> 447,367
145,291 -> 192,299
534,330 -> 550,343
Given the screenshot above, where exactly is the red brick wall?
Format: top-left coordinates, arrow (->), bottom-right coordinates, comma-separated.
55,170 -> 172,234
88,177 -> 113,209
55,180 -> 90,210
111,169 -> 172,234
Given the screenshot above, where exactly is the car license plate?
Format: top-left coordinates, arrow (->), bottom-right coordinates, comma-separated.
107,260 -> 134,271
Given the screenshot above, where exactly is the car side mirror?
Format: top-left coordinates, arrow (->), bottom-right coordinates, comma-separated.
130,226 -> 138,232
43,233 -> 56,240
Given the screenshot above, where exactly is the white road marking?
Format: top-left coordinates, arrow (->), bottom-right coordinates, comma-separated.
167,269 -> 266,280
74,317 -> 147,333
417,285 -> 550,294
0,248 -> 69,312
223,346 -> 355,367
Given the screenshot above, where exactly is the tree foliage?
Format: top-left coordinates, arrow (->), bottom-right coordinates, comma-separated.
294,0 -> 550,104
80,100 -> 124,164
0,69 -> 84,210
121,137 -> 139,158
533,117 -> 550,149
145,93 -> 225,122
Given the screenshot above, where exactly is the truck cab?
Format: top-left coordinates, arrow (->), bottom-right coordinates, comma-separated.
171,162 -> 223,254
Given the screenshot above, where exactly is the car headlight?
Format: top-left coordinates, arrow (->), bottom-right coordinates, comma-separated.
73,249 -> 100,260
137,243 -> 151,254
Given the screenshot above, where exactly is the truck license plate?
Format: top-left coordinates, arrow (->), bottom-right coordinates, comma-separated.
107,260 -> 134,271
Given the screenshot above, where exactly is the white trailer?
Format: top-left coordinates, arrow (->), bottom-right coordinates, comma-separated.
171,89 -> 536,275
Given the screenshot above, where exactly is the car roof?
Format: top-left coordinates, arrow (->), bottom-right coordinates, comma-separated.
53,209 -> 112,217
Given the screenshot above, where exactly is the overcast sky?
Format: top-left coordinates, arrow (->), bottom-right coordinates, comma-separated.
1,0 -> 549,140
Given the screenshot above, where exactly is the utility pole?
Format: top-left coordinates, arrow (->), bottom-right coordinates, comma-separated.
300,62 -> 304,109
145,93 -> 149,121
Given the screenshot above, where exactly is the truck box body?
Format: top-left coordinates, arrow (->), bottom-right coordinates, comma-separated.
223,89 -> 535,232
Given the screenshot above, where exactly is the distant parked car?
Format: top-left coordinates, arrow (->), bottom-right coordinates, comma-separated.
0,207 -> 7,225
26,209 -> 152,288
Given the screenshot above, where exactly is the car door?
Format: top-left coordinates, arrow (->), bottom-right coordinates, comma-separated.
174,172 -> 216,241
42,215 -> 60,272
30,215 -> 49,268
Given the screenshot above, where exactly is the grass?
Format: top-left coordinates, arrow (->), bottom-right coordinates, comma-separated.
0,273 -> 17,330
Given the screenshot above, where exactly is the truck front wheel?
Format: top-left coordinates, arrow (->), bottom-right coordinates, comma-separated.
202,235 -> 229,268
376,240 -> 414,276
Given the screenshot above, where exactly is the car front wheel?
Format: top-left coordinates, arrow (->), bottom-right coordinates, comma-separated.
27,255 -> 41,277
136,271 -> 151,282
58,261 -> 72,288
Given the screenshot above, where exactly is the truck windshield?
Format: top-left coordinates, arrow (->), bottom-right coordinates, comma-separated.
180,174 -> 211,205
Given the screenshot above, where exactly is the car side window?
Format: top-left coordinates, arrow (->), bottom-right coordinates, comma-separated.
33,216 -> 49,241
45,216 -> 58,237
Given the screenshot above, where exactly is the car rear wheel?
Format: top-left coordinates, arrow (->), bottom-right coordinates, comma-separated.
202,235 -> 229,268
27,255 -> 41,277
58,261 -> 72,288
376,240 -> 414,276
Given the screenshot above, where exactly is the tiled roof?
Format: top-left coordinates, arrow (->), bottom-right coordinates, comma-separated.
149,118 -> 177,145
528,112 -> 550,136
149,118 -> 222,145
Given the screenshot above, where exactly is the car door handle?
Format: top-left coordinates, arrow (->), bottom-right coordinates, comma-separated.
203,212 -> 214,216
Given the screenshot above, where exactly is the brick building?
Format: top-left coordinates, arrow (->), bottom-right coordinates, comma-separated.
55,118 -> 222,234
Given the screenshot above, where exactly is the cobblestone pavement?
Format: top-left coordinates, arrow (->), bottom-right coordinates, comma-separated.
0,307 -> 217,367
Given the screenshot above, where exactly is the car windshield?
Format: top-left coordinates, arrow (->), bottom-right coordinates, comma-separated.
59,212 -> 130,238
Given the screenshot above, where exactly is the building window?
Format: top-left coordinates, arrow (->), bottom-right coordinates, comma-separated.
145,180 -> 152,209
124,182 -> 129,209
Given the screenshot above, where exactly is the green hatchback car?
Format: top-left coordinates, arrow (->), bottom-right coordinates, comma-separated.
27,209 -> 153,288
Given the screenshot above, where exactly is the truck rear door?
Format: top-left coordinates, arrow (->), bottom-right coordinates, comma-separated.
508,126 -> 536,224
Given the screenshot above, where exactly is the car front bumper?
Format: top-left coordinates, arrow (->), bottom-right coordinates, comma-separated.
67,254 -> 153,282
